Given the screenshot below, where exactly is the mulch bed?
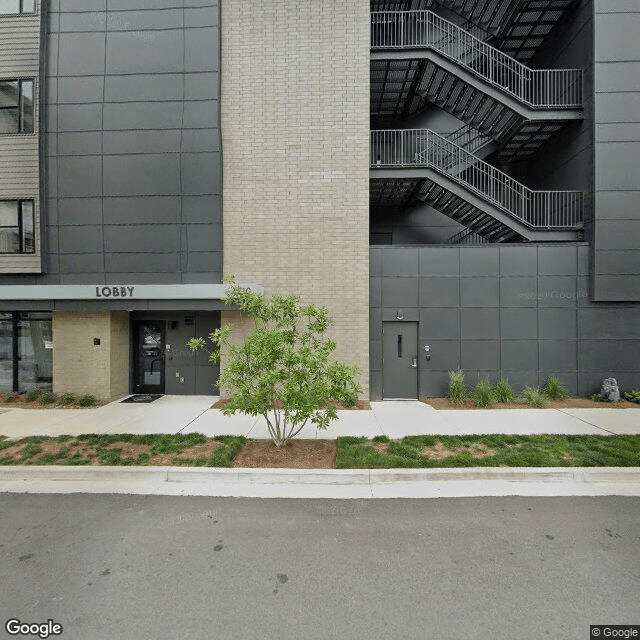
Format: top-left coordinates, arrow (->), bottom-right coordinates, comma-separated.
0,397 -> 104,410
232,439 -> 337,469
425,397 -> 640,410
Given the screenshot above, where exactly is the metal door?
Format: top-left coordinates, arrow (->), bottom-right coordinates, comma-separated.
133,320 -> 165,394
382,321 -> 418,399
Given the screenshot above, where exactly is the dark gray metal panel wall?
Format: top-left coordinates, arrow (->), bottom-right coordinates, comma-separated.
592,0 -> 640,300
370,206 -> 464,244
370,245 -> 640,400
38,0 -> 222,286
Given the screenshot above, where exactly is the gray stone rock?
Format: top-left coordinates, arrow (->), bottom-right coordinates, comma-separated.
601,378 -> 620,403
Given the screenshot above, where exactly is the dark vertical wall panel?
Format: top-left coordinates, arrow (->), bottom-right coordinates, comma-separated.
592,0 -> 640,300
36,0 -> 222,286
370,245 -> 640,400
370,207 -> 464,244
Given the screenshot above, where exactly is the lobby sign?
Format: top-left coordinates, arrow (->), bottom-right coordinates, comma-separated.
0,284 -> 264,300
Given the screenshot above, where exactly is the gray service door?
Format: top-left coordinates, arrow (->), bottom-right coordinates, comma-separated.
382,321 -> 418,399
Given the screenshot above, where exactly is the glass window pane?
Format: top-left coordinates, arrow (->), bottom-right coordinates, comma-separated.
0,107 -> 19,132
0,81 -> 18,108
142,323 -> 163,387
0,82 -> 19,133
20,80 -> 33,133
0,201 -> 20,253
0,201 -> 18,227
0,228 -> 20,253
21,0 -> 36,12
0,315 -> 13,393
0,0 -> 21,15
18,315 -> 53,392
21,200 -> 34,253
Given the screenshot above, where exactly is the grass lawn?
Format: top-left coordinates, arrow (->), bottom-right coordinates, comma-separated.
335,434 -> 640,469
1,433 -> 640,468
0,433 -> 245,467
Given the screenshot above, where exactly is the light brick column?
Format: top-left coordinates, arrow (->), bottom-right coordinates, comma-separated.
221,0 -> 370,397
53,311 -> 129,400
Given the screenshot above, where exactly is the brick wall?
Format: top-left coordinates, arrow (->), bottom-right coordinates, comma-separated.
109,311 -> 130,399
53,311 -> 129,400
221,0 -> 370,396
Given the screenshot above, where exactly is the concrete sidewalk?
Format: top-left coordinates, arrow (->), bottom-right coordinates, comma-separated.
1,395 -> 639,440
1,396 -> 639,499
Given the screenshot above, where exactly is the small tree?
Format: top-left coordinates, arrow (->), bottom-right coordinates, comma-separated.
188,279 -> 362,447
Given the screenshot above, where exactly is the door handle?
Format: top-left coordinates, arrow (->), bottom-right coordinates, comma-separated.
411,357 -> 418,368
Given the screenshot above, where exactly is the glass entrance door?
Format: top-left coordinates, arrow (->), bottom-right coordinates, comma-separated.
133,320 -> 165,394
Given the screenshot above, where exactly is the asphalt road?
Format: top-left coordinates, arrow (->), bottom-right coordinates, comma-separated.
1,495 -> 639,640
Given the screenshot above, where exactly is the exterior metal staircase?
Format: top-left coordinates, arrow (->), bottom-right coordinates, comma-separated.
371,1 -> 578,61
445,228 -> 489,243
436,0 -> 578,61
370,10 -> 583,159
437,0 -> 522,34
370,129 -> 583,242
444,123 -> 497,162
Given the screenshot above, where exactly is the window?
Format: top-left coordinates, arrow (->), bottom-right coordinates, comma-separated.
0,312 -> 52,393
0,200 -> 35,253
0,0 -> 35,15
0,79 -> 34,133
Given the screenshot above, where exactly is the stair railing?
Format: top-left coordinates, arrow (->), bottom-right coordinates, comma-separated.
371,129 -> 583,228
444,123 -> 492,154
371,10 -> 583,108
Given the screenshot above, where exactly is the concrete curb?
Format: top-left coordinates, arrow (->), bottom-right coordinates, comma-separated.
1,465 -> 640,498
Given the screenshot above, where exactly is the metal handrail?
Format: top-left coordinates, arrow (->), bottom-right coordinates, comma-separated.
371,129 -> 583,229
371,10 -> 583,108
444,123 -> 491,154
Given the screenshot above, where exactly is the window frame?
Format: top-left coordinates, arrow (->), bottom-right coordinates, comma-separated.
0,200 -> 35,254
0,78 -> 34,134
0,0 -> 36,16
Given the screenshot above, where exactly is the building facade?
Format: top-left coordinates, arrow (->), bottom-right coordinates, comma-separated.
0,0 -> 638,400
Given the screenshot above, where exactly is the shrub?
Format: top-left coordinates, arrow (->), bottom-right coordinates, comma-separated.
59,393 -> 76,406
24,390 -> 41,402
447,370 -> 467,404
79,394 -> 96,407
473,379 -> 495,407
624,390 -> 640,404
592,393 -> 605,402
521,386 -> 548,408
3,393 -> 17,403
542,376 -> 568,400
188,277 -> 361,448
493,378 -> 515,403
39,392 -> 57,405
